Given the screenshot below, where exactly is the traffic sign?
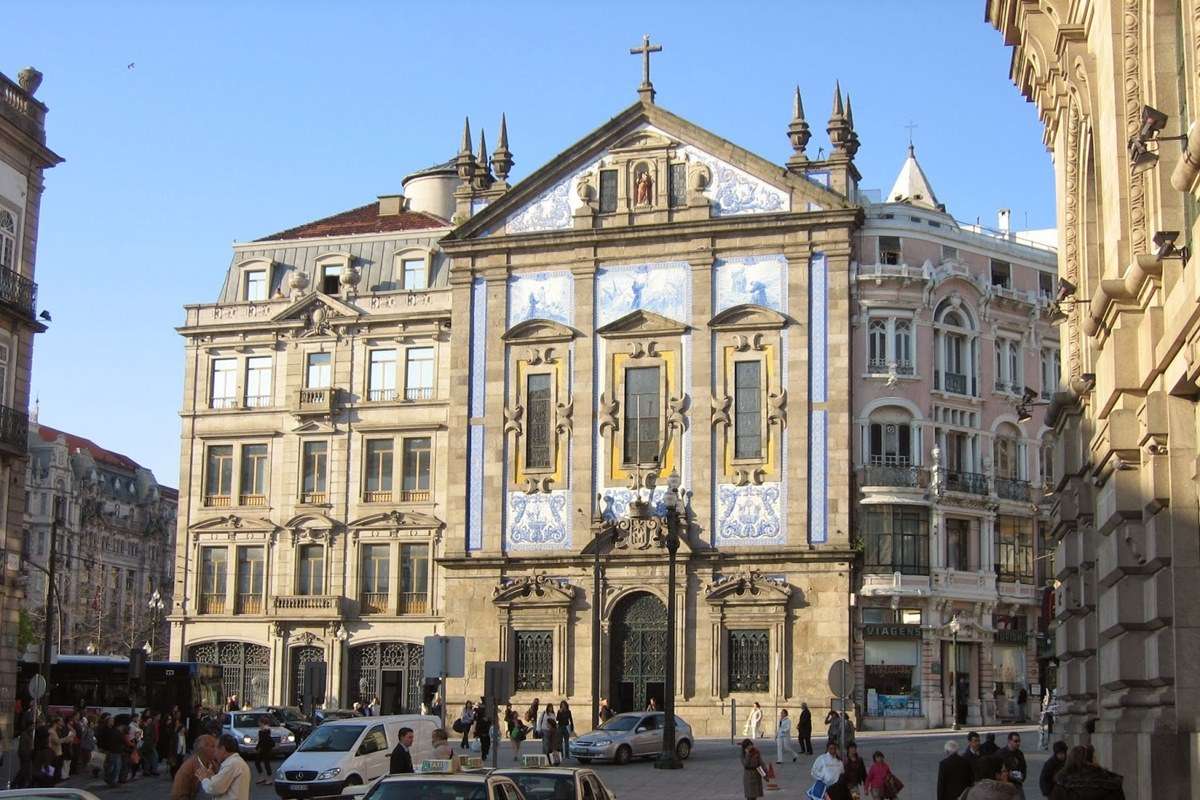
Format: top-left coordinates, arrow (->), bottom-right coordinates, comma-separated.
827,659 -> 854,698
28,675 -> 46,700
424,636 -> 466,679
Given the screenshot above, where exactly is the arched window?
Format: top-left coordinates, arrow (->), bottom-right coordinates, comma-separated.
894,320 -> 913,374
862,406 -> 921,487
0,209 -> 15,269
867,319 -> 887,373
934,299 -> 977,396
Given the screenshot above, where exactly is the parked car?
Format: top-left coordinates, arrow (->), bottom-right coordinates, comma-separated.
257,705 -> 315,741
274,713 -> 440,798
494,766 -> 616,800
355,772 -> 525,800
569,712 -> 692,765
223,710 -> 298,756
312,707 -> 360,727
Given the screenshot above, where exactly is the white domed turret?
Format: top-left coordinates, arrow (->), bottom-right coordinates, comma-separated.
401,159 -> 457,221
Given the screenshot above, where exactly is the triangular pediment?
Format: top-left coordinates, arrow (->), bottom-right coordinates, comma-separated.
502,317 -> 579,344
271,290 -> 360,323
189,514 -> 278,533
346,509 -> 445,530
284,511 -> 340,530
448,101 -> 850,241
709,303 -> 789,331
596,308 -> 689,338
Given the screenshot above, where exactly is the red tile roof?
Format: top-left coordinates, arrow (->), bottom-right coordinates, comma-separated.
255,202 -> 448,242
36,424 -> 143,473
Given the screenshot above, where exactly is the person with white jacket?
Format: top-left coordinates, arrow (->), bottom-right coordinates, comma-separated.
743,702 -> 764,739
808,741 -> 845,800
775,709 -> 800,764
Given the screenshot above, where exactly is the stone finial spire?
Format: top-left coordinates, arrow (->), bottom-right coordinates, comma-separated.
787,85 -> 812,168
827,81 -> 852,156
492,113 -> 514,183
476,128 -> 492,186
455,116 -> 476,183
844,94 -> 860,159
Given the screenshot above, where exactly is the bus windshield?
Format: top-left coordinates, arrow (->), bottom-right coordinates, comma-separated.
299,725 -> 365,752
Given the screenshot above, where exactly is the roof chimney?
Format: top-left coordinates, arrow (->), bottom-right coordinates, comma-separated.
998,208 -> 1012,235
378,195 -> 405,217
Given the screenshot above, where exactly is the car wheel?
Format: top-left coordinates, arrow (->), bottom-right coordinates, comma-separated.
614,745 -> 632,765
675,739 -> 691,760
344,775 -> 362,787
575,757 -> 591,764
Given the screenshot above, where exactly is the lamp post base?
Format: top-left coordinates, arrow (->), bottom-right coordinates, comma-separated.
654,751 -> 683,770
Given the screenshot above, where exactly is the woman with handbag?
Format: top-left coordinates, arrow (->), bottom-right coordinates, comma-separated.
740,739 -> 764,800
454,702 -> 475,750
865,751 -> 902,799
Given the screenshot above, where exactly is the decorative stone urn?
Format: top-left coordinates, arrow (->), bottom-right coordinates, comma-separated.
288,269 -> 311,296
17,67 -> 43,96
339,264 -> 361,294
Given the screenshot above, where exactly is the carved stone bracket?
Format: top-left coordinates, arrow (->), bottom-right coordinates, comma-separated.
703,569 -> 791,603
732,468 -> 767,487
731,333 -> 765,352
493,572 -> 576,604
711,395 -> 732,429
598,393 -> 619,434
667,395 -> 688,434
525,346 -> 557,365
504,404 -> 524,437
523,476 -> 554,495
767,389 -> 787,428
556,399 -> 574,437
629,340 -> 660,359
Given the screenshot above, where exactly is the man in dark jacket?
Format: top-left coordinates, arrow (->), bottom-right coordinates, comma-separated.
963,732 -> 983,781
389,727 -> 414,774
797,703 -> 813,754
980,732 -> 1000,755
1002,732 -> 1028,796
1039,741 -> 1068,797
937,740 -> 975,800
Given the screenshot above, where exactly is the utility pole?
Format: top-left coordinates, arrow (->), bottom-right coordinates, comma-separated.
39,496 -> 62,713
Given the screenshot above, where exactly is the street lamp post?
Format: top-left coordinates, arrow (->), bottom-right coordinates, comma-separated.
949,613 -> 962,730
655,470 -> 683,770
147,589 -> 165,658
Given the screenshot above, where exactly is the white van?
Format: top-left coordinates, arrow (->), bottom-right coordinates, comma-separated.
272,714 -> 440,798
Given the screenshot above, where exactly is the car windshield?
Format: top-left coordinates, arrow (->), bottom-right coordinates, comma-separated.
232,714 -> 266,728
277,708 -> 304,722
298,725 -> 365,752
599,716 -> 639,732
366,781 -> 487,800
508,773 -> 576,800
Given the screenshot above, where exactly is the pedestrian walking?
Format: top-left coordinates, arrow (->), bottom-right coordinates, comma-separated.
797,702 -> 813,754
964,756 -> 1019,799
388,727 -> 415,774
542,718 -> 562,764
598,698 -> 614,722
835,742 -> 867,800
507,707 -> 529,762
537,704 -> 556,744
31,727 -> 57,788
744,701 -> 764,739
432,729 -> 453,759
646,697 -> 659,711
1038,700 -> 1055,751
141,711 -> 161,776
937,740 -> 974,800
1002,732 -> 1028,798
158,712 -> 176,775
472,700 -> 491,761
46,717 -> 63,780
964,731 -> 984,780
1049,745 -> 1124,800
368,696 -> 381,717
196,734 -> 251,800
455,701 -> 475,750
171,735 -> 216,800
740,739 -> 765,800
809,741 -> 844,800
864,751 -> 897,799
1039,741 -> 1068,797
526,698 -> 540,738
556,701 -> 573,762
774,709 -> 799,763
253,716 -> 274,785
14,723 -> 33,788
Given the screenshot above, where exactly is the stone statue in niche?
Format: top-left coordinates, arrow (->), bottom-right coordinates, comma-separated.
634,166 -> 653,207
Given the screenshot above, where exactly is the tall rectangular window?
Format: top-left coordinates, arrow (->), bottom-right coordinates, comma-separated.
364,439 -> 394,501
244,356 -> 272,407
990,259 -> 1011,289
360,544 -> 390,613
733,361 -> 762,460
297,544 -> 324,595
204,446 -> 234,506
599,169 -> 618,213
239,444 -> 268,506
514,630 -> 553,691
727,629 -> 769,692
244,270 -> 267,301
210,358 -> 238,409
306,352 -> 331,389
401,437 -> 431,500
401,258 -> 426,291
623,366 -> 660,465
236,546 -> 264,614
368,349 -> 396,401
878,236 -> 901,265
404,347 -> 435,400
945,517 -> 971,571
525,373 -> 553,469
996,516 -> 1034,582
868,423 -> 911,466
862,505 -> 929,575
894,320 -> 913,373
199,547 -> 227,614
0,209 -> 15,268
1039,271 -> 1055,298
868,319 -> 887,372
399,543 -> 428,614
669,162 -> 687,207
322,265 -> 340,294
301,441 -> 328,503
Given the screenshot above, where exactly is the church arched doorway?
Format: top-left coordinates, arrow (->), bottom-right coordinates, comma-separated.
610,592 -> 667,713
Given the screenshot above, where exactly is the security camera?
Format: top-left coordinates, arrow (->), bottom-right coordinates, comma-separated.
1138,105 -> 1169,141
1153,230 -> 1181,261
1056,278 -> 1077,302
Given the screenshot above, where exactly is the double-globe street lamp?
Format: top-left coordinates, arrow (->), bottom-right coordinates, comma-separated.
146,589 -> 166,657
654,470 -> 683,770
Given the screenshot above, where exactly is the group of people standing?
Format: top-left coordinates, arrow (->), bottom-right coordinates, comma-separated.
937,730 -> 1124,800
494,697 -> 576,763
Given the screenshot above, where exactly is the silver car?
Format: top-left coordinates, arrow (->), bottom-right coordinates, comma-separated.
569,712 -> 693,765
223,709 -> 298,756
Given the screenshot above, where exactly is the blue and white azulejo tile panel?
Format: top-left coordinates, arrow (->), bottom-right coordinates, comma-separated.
713,255 -> 787,313
808,410 -> 827,544
681,144 -> 790,217
467,424 -> 485,551
504,173 -> 574,234
809,253 -> 827,404
506,490 -> 572,551
714,483 -> 784,545
599,487 -> 666,521
595,261 -> 691,326
469,277 -> 487,418
507,271 -> 574,327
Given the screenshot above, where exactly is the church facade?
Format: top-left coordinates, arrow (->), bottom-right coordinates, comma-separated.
438,76 -> 862,734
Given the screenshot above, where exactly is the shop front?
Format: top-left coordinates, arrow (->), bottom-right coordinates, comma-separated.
862,620 -> 923,724
991,615 -> 1030,722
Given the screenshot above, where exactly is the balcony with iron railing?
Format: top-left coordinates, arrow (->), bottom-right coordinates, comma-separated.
398,592 -> 428,615
943,372 -> 968,394
995,477 -> 1031,502
235,593 -> 264,614
367,388 -> 397,402
941,469 -> 989,495
867,358 -> 888,375
210,396 -> 239,410
244,394 -> 272,409
860,463 -> 928,489
0,265 -> 38,320
0,404 -> 29,456
199,593 -> 226,615
360,592 -> 388,614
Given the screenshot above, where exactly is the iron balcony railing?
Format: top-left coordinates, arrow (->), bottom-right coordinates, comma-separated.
867,358 -> 888,374
995,477 -> 1031,502
0,404 -> 28,454
199,593 -> 226,614
0,266 -> 37,319
861,464 -> 928,488
942,469 -> 989,495
944,372 -> 968,394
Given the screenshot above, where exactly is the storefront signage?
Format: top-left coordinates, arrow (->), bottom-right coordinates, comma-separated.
995,630 -> 1028,644
863,624 -> 921,639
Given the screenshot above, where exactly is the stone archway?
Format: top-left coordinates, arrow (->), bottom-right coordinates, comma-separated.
609,592 -> 667,713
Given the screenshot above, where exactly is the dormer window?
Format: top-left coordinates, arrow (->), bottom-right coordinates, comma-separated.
244,270 -> 267,302
321,265 -> 340,294
878,236 -> 901,265
401,258 -> 427,291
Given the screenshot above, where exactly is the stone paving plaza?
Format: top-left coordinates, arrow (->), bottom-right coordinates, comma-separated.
41,725 -> 1052,799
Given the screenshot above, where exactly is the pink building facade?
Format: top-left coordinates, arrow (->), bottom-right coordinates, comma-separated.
851,148 -> 1058,729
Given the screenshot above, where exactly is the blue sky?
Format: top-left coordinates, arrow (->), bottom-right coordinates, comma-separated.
8,1 -> 1052,485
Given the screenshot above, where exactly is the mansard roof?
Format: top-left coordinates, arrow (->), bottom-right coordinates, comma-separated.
256,202 -> 447,242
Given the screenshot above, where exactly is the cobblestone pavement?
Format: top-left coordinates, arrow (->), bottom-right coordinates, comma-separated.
39,725 -> 1048,799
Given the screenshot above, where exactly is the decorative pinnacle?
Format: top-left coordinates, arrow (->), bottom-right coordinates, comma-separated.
828,81 -> 852,155
477,128 -> 489,172
492,113 -> 514,183
793,85 -> 804,121
455,116 -> 476,183
844,94 -> 855,127
844,94 -> 860,158
787,86 -> 812,167
832,80 -> 844,118
459,116 -> 473,156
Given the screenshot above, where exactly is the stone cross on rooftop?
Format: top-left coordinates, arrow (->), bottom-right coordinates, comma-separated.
630,34 -> 662,103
